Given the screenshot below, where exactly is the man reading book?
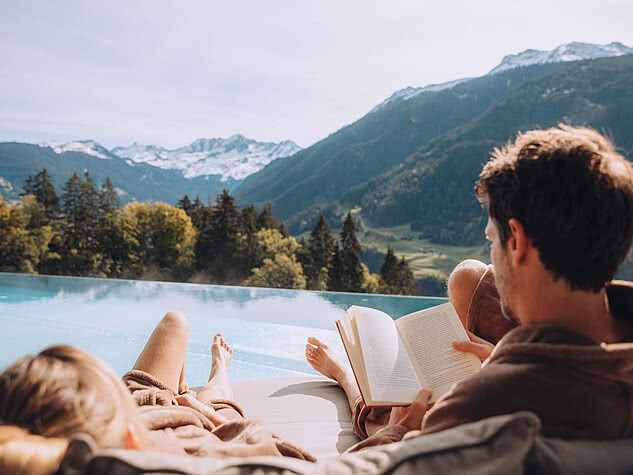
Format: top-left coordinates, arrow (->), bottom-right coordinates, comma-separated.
306,125 -> 633,450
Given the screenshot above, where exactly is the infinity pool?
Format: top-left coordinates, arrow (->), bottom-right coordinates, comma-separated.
0,273 -> 446,385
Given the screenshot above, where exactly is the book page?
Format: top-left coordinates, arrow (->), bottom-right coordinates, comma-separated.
395,303 -> 480,402
350,306 -> 421,403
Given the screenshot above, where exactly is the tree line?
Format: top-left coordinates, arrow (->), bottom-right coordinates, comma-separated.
0,169 -> 420,295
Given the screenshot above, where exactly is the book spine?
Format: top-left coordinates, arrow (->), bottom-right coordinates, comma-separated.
335,321 -> 408,409
335,320 -> 369,408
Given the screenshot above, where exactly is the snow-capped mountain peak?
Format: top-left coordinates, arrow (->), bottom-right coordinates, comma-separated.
37,136 -> 301,181
111,135 -> 302,181
39,140 -> 111,159
369,41 -> 631,115
370,78 -> 471,114
488,41 -> 633,75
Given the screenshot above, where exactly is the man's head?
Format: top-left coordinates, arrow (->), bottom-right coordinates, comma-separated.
475,125 -> 633,295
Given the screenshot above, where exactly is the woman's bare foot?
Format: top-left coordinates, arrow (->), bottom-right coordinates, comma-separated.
305,337 -> 346,381
197,333 -> 233,403
305,337 -> 360,411
211,333 -> 232,376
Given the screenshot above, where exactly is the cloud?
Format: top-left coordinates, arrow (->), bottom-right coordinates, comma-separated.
1,0 -> 632,148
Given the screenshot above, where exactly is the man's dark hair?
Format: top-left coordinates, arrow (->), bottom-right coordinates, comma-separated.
475,125 -> 633,292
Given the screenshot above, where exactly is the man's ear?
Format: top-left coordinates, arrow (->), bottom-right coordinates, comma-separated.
123,424 -> 143,450
506,218 -> 529,267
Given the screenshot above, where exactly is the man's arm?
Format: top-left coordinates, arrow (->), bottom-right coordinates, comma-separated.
346,389 -> 432,452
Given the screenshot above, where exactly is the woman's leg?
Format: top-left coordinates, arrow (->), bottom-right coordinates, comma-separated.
448,260 -> 518,344
132,311 -> 190,394
197,334 -> 234,404
447,259 -> 489,329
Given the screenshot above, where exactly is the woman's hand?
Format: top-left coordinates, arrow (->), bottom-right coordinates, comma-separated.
452,331 -> 494,362
388,389 -> 433,431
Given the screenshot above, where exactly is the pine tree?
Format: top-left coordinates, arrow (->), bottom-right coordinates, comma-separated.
22,174 -> 34,196
93,177 -> 122,276
379,248 -> 419,295
237,204 -> 259,278
178,194 -> 211,233
295,236 -> 313,283
195,189 -> 241,282
22,169 -> 59,221
61,172 -> 84,250
340,212 -> 363,292
393,257 -> 419,295
80,171 -> 100,240
327,243 -> 345,291
257,203 -> 278,230
38,169 -> 59,220
177,194 -> 192,215
306,213 -> 334,289
279,222 -> 289,237
240,204 -> 258,236
177,195 -> 213,231
380,247 -> 398,285
59,171 -> 101,275
99,177 -> 120,216
309,213 -> 335,270
187,196 -> 209,231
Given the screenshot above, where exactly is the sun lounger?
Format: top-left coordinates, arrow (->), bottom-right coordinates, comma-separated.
54,376 -> 633,474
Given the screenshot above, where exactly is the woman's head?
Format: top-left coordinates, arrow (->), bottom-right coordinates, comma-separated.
0,345 -> 143,448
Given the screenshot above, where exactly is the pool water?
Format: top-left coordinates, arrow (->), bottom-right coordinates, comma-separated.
0,273 -> 446,385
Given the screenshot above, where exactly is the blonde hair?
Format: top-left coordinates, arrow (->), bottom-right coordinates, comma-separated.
0,345 -> 146,473
0,426 -> 67,475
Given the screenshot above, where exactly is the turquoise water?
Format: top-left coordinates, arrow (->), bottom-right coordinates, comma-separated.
0,273 -> 446,384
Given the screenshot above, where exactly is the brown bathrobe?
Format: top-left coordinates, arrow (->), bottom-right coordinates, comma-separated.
122,370 -> 316,461
347,267 -> 633,452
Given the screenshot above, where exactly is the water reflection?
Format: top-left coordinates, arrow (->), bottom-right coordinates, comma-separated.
0,273 -> 445,383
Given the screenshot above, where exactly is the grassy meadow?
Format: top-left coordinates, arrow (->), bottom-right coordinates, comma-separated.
358,222 -> 489,280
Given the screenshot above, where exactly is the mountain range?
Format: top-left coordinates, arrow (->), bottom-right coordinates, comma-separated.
0,136 -> 301,204
488,41 -> 632,74
234,42 -> 633,245
1,41 -> 632,249
110,135 -> 301,180
369,42 -> 632,114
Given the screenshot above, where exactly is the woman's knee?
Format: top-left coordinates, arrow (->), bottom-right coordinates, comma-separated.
159,311 -> 191,337
447,260 -> 488,325
448,260 -> 487,292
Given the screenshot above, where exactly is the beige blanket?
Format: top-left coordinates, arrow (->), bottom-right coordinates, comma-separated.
123,370 -> 316,461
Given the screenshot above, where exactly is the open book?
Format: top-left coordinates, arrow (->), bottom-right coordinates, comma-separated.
336,303 -> 480,407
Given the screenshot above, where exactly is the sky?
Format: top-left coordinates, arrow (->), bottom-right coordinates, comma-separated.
1,1 -> 633,150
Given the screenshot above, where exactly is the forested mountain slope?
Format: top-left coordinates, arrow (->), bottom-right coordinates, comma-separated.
238,55 -> 633,244
347,55 -> 633,245
235,63 -> 560,216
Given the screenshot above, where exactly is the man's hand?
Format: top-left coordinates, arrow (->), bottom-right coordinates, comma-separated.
452,331 -> 494,362
388,389 -> 433,431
